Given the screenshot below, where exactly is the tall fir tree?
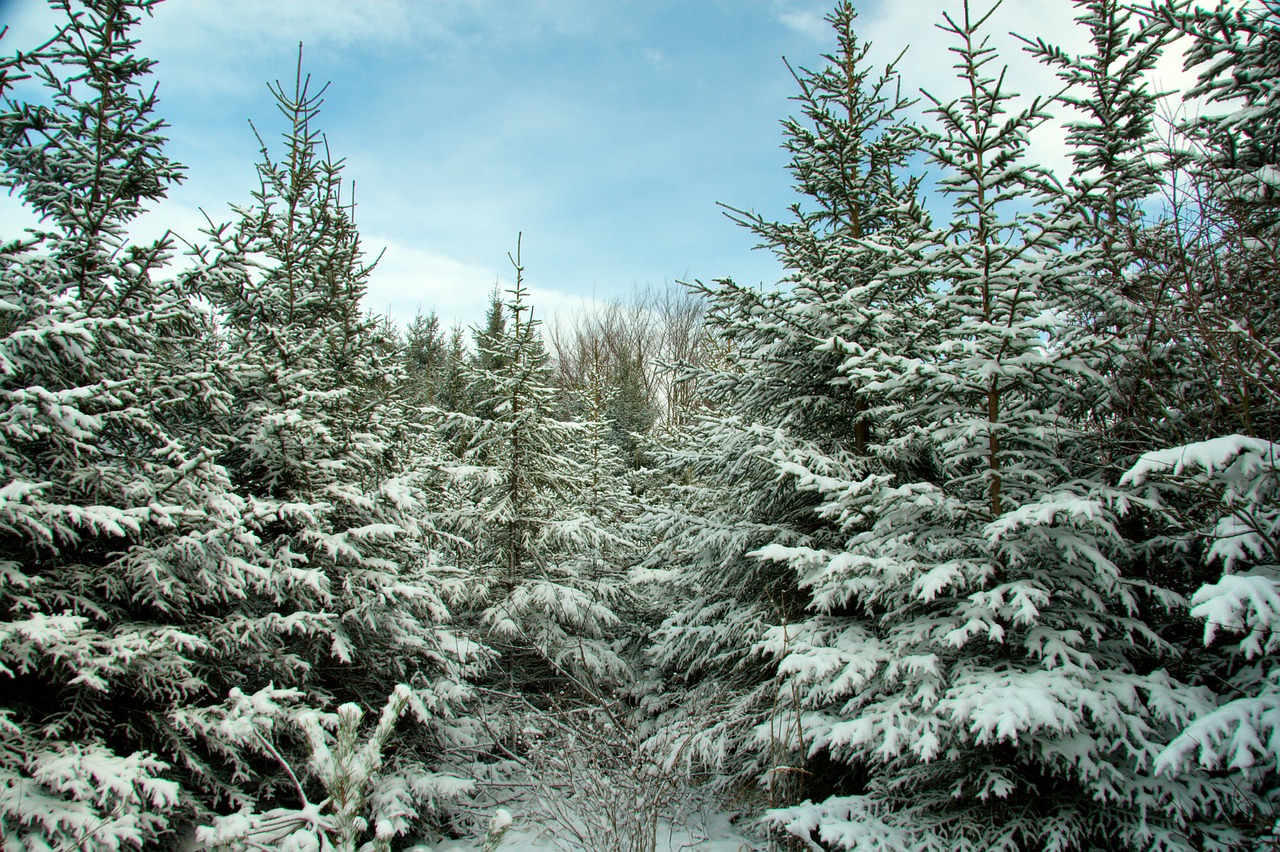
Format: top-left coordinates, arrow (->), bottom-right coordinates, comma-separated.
1017,0 -> 1178,459
186,53 -> 484,837
640,0 -> 934,814
761,3 -> 1245,848
439,243 -> 632,707
403,309 -> 446,406
643,1 -> 1250,848
0,1 -> 302,845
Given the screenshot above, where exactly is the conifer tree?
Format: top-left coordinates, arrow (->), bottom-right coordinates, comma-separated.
467,287 -> 509,422
440,243 -> 631,701
190,53 -> 482,828
0,1 -> 291,844
1018,0 -> 1177,458
403,309 -> 446,406
641,0 -> 932,812
440,324 -> 472,414
759,3 -> 1243,848
641,2 -> 1251,848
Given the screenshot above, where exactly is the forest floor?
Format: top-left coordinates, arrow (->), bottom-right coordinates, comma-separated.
415,806 -> 762,850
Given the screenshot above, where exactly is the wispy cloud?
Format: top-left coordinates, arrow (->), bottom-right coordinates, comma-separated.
362,236 -> 504,329
773,0 -> 830,42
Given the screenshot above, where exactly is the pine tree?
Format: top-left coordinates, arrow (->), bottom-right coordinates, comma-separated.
1017,0 -> 1178,458
440,242 -> 632,702
188,53 -> 483,832
403,309 -> 445,406
641,0 -> 933,814
761,3 -> 1243,848
0,1 -> 277,844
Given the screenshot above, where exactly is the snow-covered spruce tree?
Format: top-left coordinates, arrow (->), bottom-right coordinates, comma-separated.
187,57 -> 483,832
1021,0 -> 1230,703
1114,2 -> 1280,845
1169,0 -> 1280,239
1017,0 -> 1185,459
571,339 -> 644,635
1122,436 -> 1280,846
639,1 -> 933,816
1018,3 -> 1250,677
403,309 -> 447,408
466,287 -> 509,422
439,243 -> 632,705
0,1 -> 301,845
730,2 -> 1248,849
1025,9 -> 1280,843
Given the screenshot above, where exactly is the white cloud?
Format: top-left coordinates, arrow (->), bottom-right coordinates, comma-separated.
775,5 -> 830,41
136,0 -> 618,71
361,236 -> 504,330
359,233 -> 597,334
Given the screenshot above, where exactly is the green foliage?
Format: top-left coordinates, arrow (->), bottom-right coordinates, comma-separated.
439,243 -> 633,696
4,0 -> 1280,848
185,50 -> 484,826
0,1 -> 260,844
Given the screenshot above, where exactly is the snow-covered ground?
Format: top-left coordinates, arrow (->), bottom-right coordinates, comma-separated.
413,808 -> 762,851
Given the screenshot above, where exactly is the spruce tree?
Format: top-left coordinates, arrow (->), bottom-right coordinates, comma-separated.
403,309 -> 445,406
1017,0 -> 1178,458
641,0 -> 933,814
188,53 -> 482,834
641,2 -> 1250,848
762,3 -> 1242,848
440,243 -> 632,702
0,1 -> 285,844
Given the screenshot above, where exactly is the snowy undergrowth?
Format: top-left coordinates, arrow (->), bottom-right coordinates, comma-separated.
413,807 -> 759,851
184,684 -> 473,852
445,703 -> 765,852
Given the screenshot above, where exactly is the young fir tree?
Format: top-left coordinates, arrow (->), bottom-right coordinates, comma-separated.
571,338 -> 645,643
759,3 -> 1245,849
439,243 -> 631,704
403,309 -> 446,406
188,56 -> 483,834
441,324 -> 472,414
466,287 -> 509,422
0,1 -> 305,845
640,0 -> 933,814
1017,0 -> 1178,459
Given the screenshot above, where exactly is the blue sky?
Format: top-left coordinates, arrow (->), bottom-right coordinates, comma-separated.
0,0 -> 1195,330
